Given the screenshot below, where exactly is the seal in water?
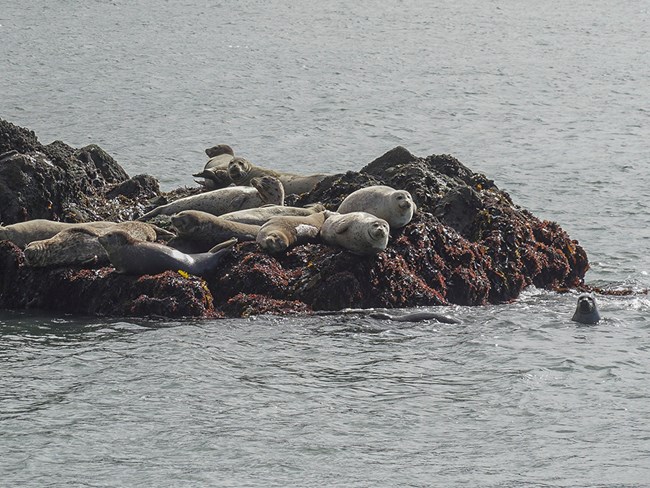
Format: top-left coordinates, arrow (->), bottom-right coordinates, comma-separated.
98,229 -> 236,277
228,157 -> 329,195
369,311 -> 460,324
168,210 -> 260,253
320,211 -> 390,255
23,221 -> 160,268
256,211 -> 328,254
571,294 -> 601,324
138,176 -> 284,221
337,185 -> 416,229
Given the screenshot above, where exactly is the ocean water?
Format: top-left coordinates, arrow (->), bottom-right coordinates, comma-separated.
1,1 -> 649,486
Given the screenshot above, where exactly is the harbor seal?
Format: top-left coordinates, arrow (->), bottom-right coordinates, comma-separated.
138,176 -> 284,221
0,220 -> 116,249
98,230 -> 236,277
23,221 -> 160,268
194,144 -> 235,190
369,311 -> 461,324
337,185 -> 416,229
220,203 -> 326,226
228,157 -> 329,195
571,294 -> 601,325
169,210 -> 260,252
320,211 -> 389,255
204,144 -> 234,160
256,211 -> 328,254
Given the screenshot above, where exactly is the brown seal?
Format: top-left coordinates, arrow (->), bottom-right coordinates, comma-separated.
1,220 -> 116,249
194,144 -> 236,190
256,211 -> 328,254
228,157 -> 329,195
23,221 -> 161,268
168,210 -> 261,253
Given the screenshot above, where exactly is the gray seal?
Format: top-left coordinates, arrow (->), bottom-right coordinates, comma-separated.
320,211 -> 390,255
23,221 -> 160,268
256,211 -> 328,254
98,230 -> 236,277
369,311 -> 461,324
337,185 -> 416,229
571,294 -> 601,324
220,203 -> 326,226
138,176 -> 285,221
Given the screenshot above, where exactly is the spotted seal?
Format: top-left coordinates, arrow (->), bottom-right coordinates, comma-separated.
228,157 -> 329,195
337,185 -> 416,229
0,220 -> 116,249
138,176 -> 284,221
168,210 -> 261,253
23,221 -> 162,268
219,203 -> 326,226
257,211 -> 328,254
571,294 -> 601,325
320,211 -> 389,255
98,230 -> 236,277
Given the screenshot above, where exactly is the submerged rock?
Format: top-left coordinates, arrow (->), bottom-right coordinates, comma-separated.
0,119 -> 589,318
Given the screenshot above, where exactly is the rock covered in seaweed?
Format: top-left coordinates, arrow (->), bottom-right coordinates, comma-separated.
0,119 -> 590,318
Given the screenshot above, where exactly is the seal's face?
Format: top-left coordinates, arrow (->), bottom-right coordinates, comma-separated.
393,191 -> 414,213
252,176 -> 283,202
98,231 -> 130,249
572,294 -> 601,324
262,232 -> 288,254
170,213 -> 195,234
228,158 -> 250,181
367,220 -> 389,241
577,295 -> 596,314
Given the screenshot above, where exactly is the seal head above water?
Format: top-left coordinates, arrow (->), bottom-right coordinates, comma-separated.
571,294 -> 601,324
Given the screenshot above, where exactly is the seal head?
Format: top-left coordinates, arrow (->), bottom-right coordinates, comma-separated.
571,294 -> 601,325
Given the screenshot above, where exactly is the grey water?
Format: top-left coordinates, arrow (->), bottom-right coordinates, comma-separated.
1,0 -> 649,486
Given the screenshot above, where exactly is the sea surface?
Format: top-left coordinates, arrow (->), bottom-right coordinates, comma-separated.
1,1 -> 649,486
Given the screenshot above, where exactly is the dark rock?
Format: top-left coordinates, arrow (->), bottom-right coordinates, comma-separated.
0,120 -> 591,319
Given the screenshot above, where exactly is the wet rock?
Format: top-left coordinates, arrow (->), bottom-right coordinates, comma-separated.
0,119 -> 590,318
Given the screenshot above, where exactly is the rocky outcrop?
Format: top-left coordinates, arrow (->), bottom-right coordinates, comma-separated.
0,119 -> 589,318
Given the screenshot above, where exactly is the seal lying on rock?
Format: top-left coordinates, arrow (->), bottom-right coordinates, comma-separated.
23,221 -> 161,268
169,210 -> 260,253
138,176 -> 284,221
228,157 -> 329,195
193,144 -> 235,190
320,211 -> 389,255
257,211 -> 328,254
220,203 -> 326,226
1,220 -> 118,249
98,230 -> 236,277
571,294 -> 601,324
338,185 -> 416,229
